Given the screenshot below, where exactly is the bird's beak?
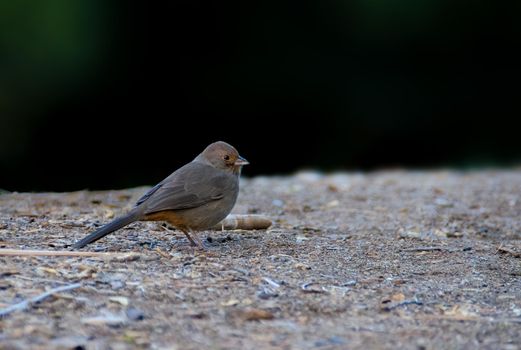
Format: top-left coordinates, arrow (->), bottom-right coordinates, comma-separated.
234,156 -> 249,166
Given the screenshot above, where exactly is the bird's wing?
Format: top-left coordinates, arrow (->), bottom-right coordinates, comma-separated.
137,162 -> 237,214
135,162 -> 198,207
135,182 -> 162,207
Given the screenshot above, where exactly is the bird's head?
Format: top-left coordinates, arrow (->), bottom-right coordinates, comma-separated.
195,141 -> 249,174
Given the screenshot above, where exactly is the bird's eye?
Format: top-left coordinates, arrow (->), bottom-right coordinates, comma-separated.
223,155 -> 230,161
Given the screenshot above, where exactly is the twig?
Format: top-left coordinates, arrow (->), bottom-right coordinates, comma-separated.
381,299 -> 424,311
13,275 -> 70,285
155,247 -> 171,259
0,249 -> 137,257
262,277 -> 281,289
301,282 -> 327,294
414,314 -> 521,324
497,245 -> 521,258
0,283 -> 82,317
212,214 -> 272,230
402,247 -> 446,252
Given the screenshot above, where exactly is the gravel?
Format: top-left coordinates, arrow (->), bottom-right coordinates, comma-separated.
1,169 -> 520,349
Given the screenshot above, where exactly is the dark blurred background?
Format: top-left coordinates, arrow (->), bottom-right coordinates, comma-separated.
1,1 -> 520,192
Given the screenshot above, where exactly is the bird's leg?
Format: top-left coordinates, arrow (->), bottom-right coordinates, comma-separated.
181,229 -> 206,250
181,230 -> 197,247
160,224 -> 199,248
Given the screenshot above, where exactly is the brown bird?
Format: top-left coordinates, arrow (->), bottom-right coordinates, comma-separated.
73,141 -> 248,249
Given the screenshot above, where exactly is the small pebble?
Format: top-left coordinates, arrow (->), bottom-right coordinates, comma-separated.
257,290 -> 278,299
399,231 -> 421,239
326,200 -> 339,208
126,308 -> 145,321
110,281 -> 125,290
435,197 -> 453,207
272,199 -> 284,207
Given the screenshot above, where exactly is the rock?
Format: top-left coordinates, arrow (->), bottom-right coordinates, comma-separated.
296,235 -> 310,243
126,308 -> 145,321
326,200 -> 339,208
110,280 -> 125,290
272,199 -> 284,207
435,197 -> 453,207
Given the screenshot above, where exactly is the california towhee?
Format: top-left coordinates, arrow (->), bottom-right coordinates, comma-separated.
73,141 -> 248,249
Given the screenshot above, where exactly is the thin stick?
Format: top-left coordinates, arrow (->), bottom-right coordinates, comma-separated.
0,249 -> 135,257
402,247 -> 446,252
381,299 -> 424,311
0,283 -> 82,317
413,314 -> 521,324
13,275 -> 71,285
212,214 -> 272,231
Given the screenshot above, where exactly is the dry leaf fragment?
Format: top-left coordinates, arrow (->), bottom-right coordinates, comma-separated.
36,267 -> 60,276
294,262 -> 311,270
109,296 -> 129,306
239,308 -> 274,321
391,293 -> 405,302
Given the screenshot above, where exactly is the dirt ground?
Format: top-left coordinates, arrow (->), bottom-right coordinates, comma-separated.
1,170 -> 521,349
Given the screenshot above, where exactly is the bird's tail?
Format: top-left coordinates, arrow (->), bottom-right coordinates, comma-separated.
73,211 -> 141,249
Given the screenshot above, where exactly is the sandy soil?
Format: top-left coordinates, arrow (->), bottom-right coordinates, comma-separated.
1,170 -> 520,349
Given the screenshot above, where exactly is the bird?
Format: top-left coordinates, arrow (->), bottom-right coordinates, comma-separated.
73,141 -> 248,250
